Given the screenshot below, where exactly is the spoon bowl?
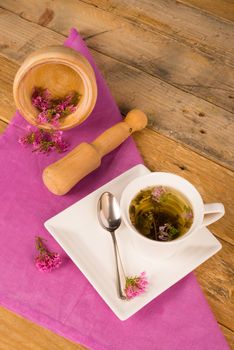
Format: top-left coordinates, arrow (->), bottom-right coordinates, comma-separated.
98,192 -> 121,231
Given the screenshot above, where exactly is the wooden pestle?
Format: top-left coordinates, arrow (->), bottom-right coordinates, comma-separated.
42,109 -> 148,195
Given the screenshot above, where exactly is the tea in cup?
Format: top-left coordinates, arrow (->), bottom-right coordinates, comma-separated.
120,172 -> 224,259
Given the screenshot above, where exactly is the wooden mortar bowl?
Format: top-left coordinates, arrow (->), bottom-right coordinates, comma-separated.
13,46 -> 97,130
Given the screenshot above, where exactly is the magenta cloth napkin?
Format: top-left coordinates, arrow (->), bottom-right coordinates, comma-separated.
0,29 -> 228,350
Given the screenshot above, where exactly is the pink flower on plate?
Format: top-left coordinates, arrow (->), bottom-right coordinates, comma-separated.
35,236 -> 62,272
124,272 -> 149,300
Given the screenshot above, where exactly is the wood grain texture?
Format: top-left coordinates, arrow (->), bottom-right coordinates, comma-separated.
0,22 -> 233,171
179,0 -> 234,22
0,2 -> 234,115
1,0 -> 233,65
0,307 -> 87,350
82,0 -> 234,64
0,56 -> 17,123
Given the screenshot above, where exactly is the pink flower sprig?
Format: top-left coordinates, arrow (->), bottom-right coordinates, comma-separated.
151,186 -> 166,202
35,236 -> 62,272
19,126 -> 68,154
32,87 -> 80,127
124,272 -> 148,300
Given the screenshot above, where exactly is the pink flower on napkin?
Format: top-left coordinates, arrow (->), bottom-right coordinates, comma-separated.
35,236 -> 62,272
19,126 -> 69,154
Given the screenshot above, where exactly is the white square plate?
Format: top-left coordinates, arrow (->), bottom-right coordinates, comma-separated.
45,165 -> 222,320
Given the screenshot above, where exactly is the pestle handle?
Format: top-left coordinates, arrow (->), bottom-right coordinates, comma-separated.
92,109 -> 147,157
43,109 -> 148,195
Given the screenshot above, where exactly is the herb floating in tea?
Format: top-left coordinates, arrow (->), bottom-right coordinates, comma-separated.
129,186 -> 193,242
35,236 -> 62,272
31,87 -> 80,127
124,272 -> 149,300
19,126 -> 69,154
151,186 -> 166,202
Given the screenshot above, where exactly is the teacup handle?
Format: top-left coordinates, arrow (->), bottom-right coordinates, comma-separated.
202,203 -> 225,227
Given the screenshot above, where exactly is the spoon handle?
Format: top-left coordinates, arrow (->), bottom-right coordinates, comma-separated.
111,231 -> 126,300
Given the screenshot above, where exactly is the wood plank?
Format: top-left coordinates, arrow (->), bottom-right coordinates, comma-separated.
0,18 -> 233,171
0,2 -> 234,115
133,128 -> 234,245
81,0 -> 234,63
96,55 -> 234,170
0,307 -> 87,350
179,0 -> 234,22
0,57 -> 17,123
2,0 -> 233,66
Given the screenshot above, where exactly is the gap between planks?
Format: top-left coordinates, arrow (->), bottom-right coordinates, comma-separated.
178,0 -> 234,22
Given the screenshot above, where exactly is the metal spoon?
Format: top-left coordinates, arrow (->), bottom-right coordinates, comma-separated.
98,192 -> 126,300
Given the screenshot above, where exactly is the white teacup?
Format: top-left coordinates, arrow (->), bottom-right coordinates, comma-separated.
120,172 -> 225,260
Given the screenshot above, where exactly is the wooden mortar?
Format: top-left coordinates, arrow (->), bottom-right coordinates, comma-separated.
13,46 -> 97,130
43,109 -> 148,195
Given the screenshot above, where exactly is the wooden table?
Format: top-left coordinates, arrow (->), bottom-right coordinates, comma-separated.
0,1 -> 233,349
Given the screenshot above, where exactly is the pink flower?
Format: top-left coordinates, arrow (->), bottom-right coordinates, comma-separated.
182,211 -> 193,221
185,211 -> 193,219
32,87 -> 50,111
18,136 -> 27,146
151,186 -> 166,202
37,111 -> 48,124
124,272 -> 149,300
18,127 -> 69,154
51,118 -> 60,128
31,87 -> 80,127
52,130 -> 63,141
35,253 -> 62,272
35,236 -> 62,272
